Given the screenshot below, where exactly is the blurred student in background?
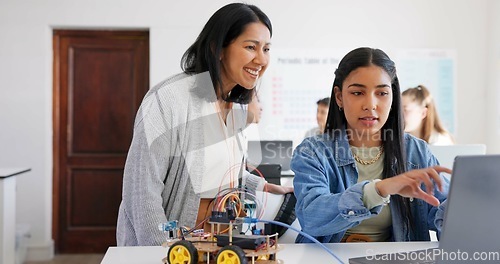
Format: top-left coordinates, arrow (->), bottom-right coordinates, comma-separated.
304,97 -> 330,138
402,85 -> 454,145
247,91 -> 263,124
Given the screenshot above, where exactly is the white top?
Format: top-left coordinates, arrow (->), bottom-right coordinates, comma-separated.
429,131 -> 454,146
201,102 -> 250,198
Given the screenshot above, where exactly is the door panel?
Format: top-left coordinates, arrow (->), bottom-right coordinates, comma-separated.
71,45 -> 135,154
53,30 -> 149,253
69,169 -> 123,226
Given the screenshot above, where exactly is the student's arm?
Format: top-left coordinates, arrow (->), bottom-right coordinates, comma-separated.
242,171 -> 293,194
292,139 -> 383,237
265,182 -> 294,194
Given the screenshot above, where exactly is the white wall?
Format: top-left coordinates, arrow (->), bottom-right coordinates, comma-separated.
0,0 -> 497,260
486,0 -> 500,154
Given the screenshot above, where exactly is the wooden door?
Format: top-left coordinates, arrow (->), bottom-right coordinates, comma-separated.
53,30 -> 149,253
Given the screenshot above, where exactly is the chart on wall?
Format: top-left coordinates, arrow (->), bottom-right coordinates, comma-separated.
256,48 -> 456,142
258,49 -> 345,141
394,49 -> 457,134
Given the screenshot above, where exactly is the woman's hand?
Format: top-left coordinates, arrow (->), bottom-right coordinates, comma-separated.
264,183 -> 294,194
375,166 -> 452,206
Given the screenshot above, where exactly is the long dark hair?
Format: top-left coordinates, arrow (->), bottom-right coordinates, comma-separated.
325,47 -> 414,234
181,3 -> 272,104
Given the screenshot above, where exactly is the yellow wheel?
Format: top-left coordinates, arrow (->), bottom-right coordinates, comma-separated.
167,240 -> 198,264
216,245 -> 247,264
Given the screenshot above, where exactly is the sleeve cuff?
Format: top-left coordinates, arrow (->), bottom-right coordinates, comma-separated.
242,171 -> 267,195
363,179 -> 390,209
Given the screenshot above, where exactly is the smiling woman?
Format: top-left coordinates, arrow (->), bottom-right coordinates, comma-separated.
220,23 -> 271,92
116,3 -> 292,247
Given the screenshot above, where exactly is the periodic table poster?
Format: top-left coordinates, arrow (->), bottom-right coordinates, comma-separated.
256,49 -> 345,144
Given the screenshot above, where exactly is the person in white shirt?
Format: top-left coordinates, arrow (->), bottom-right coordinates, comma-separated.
247,91 -> 262,124
402,85 -> 454,145
304,97 -> 330,138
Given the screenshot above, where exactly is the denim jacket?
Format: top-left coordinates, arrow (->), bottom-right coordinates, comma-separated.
292,129 -> 449,243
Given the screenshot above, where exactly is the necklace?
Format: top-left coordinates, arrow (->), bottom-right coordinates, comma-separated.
352,146 -> 384,165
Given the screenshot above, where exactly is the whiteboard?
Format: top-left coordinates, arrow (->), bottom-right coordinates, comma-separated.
395,49 -> 457,134
255,49 -> 345,145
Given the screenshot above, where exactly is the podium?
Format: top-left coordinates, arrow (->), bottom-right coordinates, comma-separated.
0,168 -> 30,264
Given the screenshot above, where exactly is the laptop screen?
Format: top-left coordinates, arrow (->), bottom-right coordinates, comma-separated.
428,144 -> 486,170
349,155 -> 500,264
247,140 -> 293,171
437,155 -> 500,263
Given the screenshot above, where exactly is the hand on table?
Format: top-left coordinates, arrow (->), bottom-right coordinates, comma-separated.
264,183 -> 294,195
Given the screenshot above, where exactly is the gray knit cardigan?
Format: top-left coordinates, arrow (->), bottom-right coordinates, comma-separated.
116,73 -> 262,246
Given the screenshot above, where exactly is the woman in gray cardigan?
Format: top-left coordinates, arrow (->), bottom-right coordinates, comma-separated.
116,3 -> 292,246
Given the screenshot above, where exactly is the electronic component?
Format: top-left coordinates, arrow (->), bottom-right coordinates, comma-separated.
158,220 -> 179,240
215,234 -> 267,250
209,210 -> 236,223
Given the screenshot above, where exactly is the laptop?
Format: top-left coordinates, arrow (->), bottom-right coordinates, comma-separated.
429,144 -> 486,170
248,164 -> 282,185
247,140 -> 294,175
349,155 -> 500,264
